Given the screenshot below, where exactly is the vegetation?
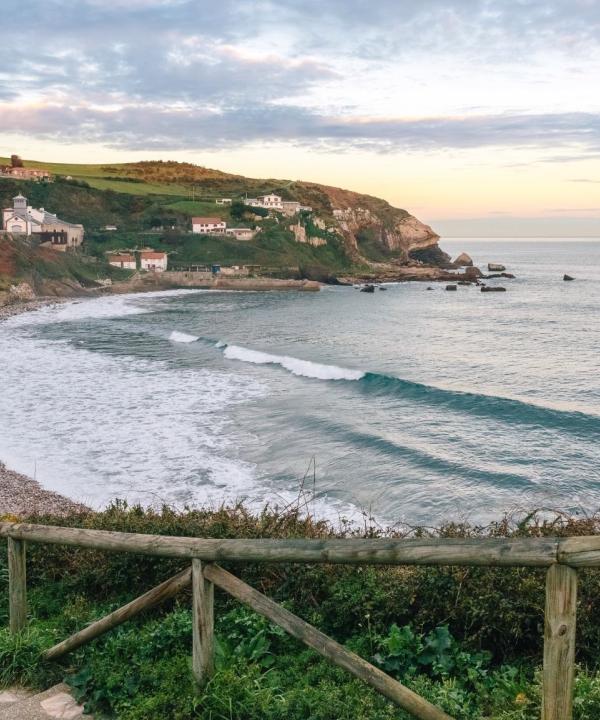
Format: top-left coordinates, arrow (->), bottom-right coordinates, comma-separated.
3,505 -> 600,718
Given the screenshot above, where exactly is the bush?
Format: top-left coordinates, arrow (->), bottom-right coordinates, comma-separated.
3,504 -> 600,718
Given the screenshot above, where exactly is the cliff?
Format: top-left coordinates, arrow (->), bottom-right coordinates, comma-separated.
289,181 -> 440,264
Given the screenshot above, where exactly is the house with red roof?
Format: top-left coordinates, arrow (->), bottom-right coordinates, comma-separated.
140,250 -> 167,272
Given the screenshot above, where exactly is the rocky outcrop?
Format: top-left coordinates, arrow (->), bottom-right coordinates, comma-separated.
289,223 -> 327,247
289,182 -> 442,267
454,252 -> 473,267
8,282 -> 36,302
329,205 -> 439,261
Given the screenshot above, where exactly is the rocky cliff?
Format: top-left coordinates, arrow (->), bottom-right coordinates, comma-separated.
289,182 -> 442,266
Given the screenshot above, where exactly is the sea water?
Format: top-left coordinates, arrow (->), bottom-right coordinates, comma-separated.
1,239 -> 599,526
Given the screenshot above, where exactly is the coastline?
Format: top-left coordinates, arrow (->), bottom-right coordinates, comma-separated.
0,462 -> 89,517
0,297 -> 88,516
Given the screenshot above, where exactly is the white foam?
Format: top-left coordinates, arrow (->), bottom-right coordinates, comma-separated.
6,289 -> 209,328
223,344 -> 365,381
169,330 -> 199,343
0,329 -> 266,510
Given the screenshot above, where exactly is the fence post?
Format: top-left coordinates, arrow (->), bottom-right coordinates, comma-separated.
8,537 -> 27,633
192,559 -> 214,684
542,564 -> 577,720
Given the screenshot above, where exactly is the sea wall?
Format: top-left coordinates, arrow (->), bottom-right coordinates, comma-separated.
112,272 -> 321,292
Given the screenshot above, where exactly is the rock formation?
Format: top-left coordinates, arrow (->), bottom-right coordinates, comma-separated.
454,252 -> 473,266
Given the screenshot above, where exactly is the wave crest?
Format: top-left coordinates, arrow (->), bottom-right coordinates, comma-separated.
222,344 -> 365,381
169,330 -> 199,343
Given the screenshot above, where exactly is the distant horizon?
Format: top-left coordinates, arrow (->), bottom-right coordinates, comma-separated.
1,1 -> 599,237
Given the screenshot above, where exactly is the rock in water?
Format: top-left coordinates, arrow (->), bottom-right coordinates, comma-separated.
481,286 -> 507,292
488,263 -> 506,272
454,252 -> 473,266
464,266 -> 483,279
563,274 -> 575,281
445,284 -> 458,291
360,284 -> 375,293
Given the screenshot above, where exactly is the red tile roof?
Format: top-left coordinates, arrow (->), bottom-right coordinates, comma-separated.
108,254 -> 135,262
140,251 -> 167,259
192,217 -> 224,224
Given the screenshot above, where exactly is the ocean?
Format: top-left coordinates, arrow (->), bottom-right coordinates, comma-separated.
1,239 -> 599,527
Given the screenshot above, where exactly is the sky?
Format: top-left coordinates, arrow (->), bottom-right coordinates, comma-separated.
0,0 -> 599,236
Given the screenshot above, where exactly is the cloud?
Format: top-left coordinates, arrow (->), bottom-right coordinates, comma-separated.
1,1 -> 600,157
1,100 -> 598,155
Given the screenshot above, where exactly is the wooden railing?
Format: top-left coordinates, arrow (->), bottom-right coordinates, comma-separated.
2,523 -> 599,720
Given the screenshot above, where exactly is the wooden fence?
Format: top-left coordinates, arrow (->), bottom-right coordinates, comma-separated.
2,522 -> 599,720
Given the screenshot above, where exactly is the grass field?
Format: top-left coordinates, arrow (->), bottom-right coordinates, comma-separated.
164,200 -> 231,216
82,177 -> 190,196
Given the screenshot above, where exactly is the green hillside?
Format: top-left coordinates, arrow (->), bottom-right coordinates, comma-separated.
0,173 -> 356,278
0,157 -> 441,280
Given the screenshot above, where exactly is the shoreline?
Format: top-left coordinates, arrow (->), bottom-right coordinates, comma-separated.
0,462 -> 89,517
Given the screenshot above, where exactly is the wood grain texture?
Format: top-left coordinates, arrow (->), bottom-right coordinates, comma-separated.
0,523 -> 559,566
8,537 -> 27,633
192,559 -> 214,684
558,537 -> 600,567
44,567 -> 191,660
203,563 -> 453,720
543,564 -> 577,720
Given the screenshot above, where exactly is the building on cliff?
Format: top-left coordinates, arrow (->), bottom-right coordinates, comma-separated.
2,194 -> 84,250
245,193 -> 283,210
192,217 -> 227,234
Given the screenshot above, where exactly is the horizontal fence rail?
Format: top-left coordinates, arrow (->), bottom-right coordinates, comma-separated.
3,521 -> 599,720
0,522 -> 563,566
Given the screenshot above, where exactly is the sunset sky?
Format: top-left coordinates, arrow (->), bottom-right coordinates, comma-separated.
1,0 -> 599,236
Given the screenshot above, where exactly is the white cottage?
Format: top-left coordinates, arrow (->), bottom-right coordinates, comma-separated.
140,251 -> 167,272
192,217 -> 227,234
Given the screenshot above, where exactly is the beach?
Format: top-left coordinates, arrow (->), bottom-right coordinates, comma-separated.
0,462 -> 88,517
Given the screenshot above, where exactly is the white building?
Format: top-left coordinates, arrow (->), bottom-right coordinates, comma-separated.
245,193 -> 283,210
2,194 -> 84,250
192,217 -> 227,234
215,198 -> 232,205
108,253 -> 136,270
140,251 -> 168,272
225,227 -> 255,240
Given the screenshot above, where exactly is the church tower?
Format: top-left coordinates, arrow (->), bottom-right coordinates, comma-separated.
13,194 -> 27,212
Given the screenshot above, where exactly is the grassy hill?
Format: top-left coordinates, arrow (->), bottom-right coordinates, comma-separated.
0,158 -> 441,281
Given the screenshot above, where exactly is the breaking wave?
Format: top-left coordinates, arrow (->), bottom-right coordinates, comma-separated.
222,344 -> 365,381
169,330 -> 199,343
218,342 -> 600,437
